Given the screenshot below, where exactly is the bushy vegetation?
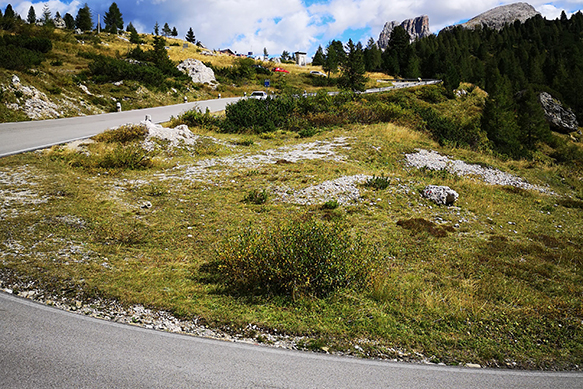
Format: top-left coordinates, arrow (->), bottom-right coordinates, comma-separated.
0,34 -> 53,70
92,124 -> 148,144
215,218 -> 376,298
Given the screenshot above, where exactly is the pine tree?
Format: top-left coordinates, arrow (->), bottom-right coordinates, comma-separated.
128,23 -> 142,44
363,38 -> 382,72
126,22 -> 137,33
516,86 -> 550,150
154,21 -> 159,35
323,40 -> 344,77
64,13 -> 75,29
338,39 -> 367,92
27,6 -> 36,24
75,3 -> 93,31
162,22 -> 171,37
4,4 -> 15,19
312,45 -> 325,66
185,27 -> 196,44
42,4 -> 52,25
104,2 -> 123,34
171,26 -> 178,37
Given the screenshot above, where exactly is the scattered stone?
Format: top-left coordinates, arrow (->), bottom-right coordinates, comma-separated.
405,149 -> 553,194
421,185 -> 458,206
538,92 -> 579,134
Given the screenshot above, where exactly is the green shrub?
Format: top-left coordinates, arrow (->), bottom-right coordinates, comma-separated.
216,218 -> 375,297
243,189 -> 268,204
171,109 -> 221,130
364,175 -> 391,190
322,199 -> 339,209
92,124 -> 148,144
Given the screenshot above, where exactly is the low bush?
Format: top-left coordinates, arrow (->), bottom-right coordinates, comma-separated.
92,124 -> 148,144
364,175 -> 391,190
243,189 -> 268,204
170,109 -> 221,130
215,218 -> 375,298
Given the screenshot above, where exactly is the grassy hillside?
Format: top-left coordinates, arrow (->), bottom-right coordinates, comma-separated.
0,27 -> 382,122
1,83 -> 582,370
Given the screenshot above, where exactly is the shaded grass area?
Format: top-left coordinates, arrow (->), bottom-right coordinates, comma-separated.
0,120 -> 582,370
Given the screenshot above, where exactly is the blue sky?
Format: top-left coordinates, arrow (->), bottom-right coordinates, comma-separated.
3,1 -> 583,58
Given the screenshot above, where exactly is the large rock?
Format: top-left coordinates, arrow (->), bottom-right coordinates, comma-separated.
421,185 -> 458,206
458,3 -> 539,30
177,59 -> 217,87
378,15 -> 431,50
538,92 -> 579,133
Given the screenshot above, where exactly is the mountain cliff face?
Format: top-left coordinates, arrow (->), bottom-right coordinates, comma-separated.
459,2 -> 540,30
377,15 -> 431,50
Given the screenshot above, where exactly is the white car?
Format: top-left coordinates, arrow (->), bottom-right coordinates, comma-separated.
310,70 -> 327,77
249,91 -> 268,99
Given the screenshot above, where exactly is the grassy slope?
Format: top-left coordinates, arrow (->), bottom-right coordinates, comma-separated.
0,97 -> 582,369
1,28 -> 368,121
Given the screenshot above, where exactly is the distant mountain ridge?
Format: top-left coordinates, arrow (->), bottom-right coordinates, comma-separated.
458,2 -> 540,30
377,15 -> 431,50
377,3 -> 541,50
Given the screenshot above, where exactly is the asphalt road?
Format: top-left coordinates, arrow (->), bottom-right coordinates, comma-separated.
1,292 -> 581,389
0,81 -> 440,158
0,97 -> 240,158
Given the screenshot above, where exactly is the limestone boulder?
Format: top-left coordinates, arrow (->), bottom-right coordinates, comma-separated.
177,59 -> 217,87
421,185 -> 458,206
538,92 -> 579,133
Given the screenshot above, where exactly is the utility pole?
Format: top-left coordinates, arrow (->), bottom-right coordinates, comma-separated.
97,14 -> 100,34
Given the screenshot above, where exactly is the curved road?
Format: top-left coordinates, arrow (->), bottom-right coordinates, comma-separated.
0,97 -> 240,158
1,292 -> 581,388
0,81 -> 438,158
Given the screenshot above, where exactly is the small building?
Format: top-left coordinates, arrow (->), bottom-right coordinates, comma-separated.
219,48 -> 235,56
295,51 -> 307,66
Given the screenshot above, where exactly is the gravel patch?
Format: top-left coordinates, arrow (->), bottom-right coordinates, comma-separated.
274,174 -> 370,206
405,149 -> 553,194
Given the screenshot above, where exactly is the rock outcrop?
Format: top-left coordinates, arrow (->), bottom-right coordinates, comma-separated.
378,15 -> 431,50
458,2 -> 540,30
421,185 -> 459,206
177,59 -> 217,87
5,75 -> 61,120
538,92 -> 579,133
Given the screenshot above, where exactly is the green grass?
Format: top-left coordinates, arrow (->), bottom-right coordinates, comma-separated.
1,97 -> 582,371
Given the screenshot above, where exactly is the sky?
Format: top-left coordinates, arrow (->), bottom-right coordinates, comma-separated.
3,1 -> 583,58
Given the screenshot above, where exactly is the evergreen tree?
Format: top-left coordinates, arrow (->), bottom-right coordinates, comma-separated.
481,68 -> 523,158
281,50 -> 290,61
382,26 -> 411,76
75,3 -> 93,31
42,4 -> 52,25
185,27 -> 196,44
4,4 -> 15,19
104,2 -> 123,34
363,38 -> 382,71
128,23 -> 142,44
27,6 -> 36,24
263,47 -> 268,58
338,39 -> 367,92
162,22 -> 171,37
154,21 -> 159,35
64,13 -> 75,29
171,26 -> 178,37
516,87 -> 551,150
126,22 -> 137,33
323,40 -> 345,77
312,45 -> 325,66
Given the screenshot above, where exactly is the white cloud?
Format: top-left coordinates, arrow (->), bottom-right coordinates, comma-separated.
3,0 -> 582,56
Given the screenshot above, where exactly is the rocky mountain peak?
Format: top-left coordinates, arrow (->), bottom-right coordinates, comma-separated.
459,2 -> 540,30
377,15 -> 431,50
